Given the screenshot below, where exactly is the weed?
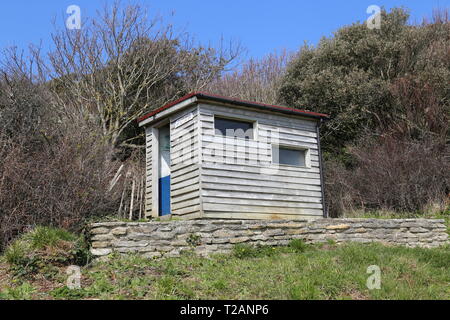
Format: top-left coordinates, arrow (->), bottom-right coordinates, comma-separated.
289,239 -> 309,253
50,286 -> 89,300
3,226 -> 91,278
232,244 -> 259,259
0,282 -> 36,300
22,226 -> 76,249
186,234 -> 202,248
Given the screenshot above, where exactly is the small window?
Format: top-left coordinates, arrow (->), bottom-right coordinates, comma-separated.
273,145 -> 306,167
214,116 -> 254,139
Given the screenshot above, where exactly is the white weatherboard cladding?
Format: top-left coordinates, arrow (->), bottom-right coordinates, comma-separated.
174,112 -> 194,129
198,103 -> 324,220
169,106 -> 202,218
143,101 -> 325,220
158,125 -> 171,178
144,126 -> 153,217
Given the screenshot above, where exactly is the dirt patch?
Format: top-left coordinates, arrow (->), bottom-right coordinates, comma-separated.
343,288 -> 369,300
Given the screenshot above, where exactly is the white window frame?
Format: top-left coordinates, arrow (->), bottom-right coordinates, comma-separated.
271,144 -> 311,168
213,114 -> 257,141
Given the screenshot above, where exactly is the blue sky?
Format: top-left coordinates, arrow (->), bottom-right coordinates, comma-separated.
0,0 -> 448,60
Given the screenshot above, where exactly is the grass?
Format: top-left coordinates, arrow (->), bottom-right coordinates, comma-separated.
2,226 -> 91,279
1,240 -> 449,300
22,227 -> 77,248
0,220 -> 449,300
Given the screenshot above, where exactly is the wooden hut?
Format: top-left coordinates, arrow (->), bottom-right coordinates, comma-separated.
138,92 -> 329,221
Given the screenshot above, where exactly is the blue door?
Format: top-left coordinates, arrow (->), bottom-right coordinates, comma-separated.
159,176 -> 171,216
158,124 -> 171,216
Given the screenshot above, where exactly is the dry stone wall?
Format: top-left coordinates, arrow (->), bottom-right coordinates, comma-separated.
90,218 -> 448,258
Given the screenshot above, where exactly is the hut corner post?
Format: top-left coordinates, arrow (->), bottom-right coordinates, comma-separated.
317,119 -> 328,218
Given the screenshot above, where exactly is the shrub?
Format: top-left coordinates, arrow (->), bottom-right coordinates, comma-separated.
278,8 -> 450,217
279,8 -> 449,158
0,128 -> 122,251
186,234 -> 202,248
325,136 -> 450,217
205,50 -> 291,105
22,226 -> 77,249
3,226 -> 91,278
3,240 -> 31,269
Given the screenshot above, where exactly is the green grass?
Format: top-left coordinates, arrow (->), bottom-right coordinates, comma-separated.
1,222 -> 449,300
434,210 -> 450,235
2,241 -> 448,300
2,226 -> 91,279
0,282 -> 36,300
22,227 -> 77,249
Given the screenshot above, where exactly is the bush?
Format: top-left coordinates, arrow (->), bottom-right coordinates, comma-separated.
325,136 -> 450,217
205,51 -> 291,105
279,8 -> 449,158
22,227 -> 77,249
278,8 -> 450,217
3,226 -> 91,278
0,127 -> 122,251
3,240 -> 31,268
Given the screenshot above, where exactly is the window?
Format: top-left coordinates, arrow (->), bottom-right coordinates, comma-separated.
272,145 -> 307,167
214,116 -> 254,139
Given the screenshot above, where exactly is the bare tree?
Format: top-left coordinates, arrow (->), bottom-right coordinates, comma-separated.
0,46 -> 50,141
205,50 -> 292,105
47,2 -> 241,150
0,47 -> 124,250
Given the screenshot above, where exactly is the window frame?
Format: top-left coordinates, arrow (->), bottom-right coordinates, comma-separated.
271,144 -> 311,168
213,114 -> 257,141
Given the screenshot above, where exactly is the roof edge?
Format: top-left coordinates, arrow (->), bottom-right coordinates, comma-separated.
137,92 -> 330,125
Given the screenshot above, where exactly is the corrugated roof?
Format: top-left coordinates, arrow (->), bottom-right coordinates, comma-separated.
137,92 -> 329,124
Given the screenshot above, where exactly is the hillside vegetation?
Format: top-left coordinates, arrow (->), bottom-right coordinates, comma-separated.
0,227 -> 448,300
278,9 -> 450,216
0,3 -> 448,249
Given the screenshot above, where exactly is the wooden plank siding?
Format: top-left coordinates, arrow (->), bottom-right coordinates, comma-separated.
169,106 -> 202,218
144,126 -> 153,217
143,101 -> 325,221
198,103 -> 324,220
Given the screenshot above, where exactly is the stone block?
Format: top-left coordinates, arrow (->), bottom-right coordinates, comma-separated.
212,230 -> 234,238
90,227 -> 110,235
91,234 -> 114,241
211,238 -> 231,244
409,227 -> 429,233
92,241 -> 110,248
90,248 -> 112,256
229,237 -> 250,244
111,227 -> 128,236
325,224 -> 351,231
